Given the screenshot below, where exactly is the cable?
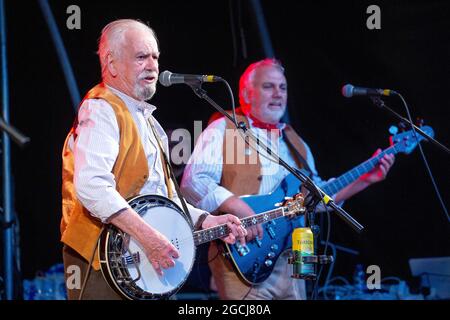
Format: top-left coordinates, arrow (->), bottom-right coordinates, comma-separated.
78,226 -> 105,300
310,204 -> 331,300
241,285 -> 253,300
221,79 -> 239,129
326,276 -> 351,286
396,93 -> 449,222
318,276 -> 353,300
380,276 -> 402,284
321,241 -> 337,300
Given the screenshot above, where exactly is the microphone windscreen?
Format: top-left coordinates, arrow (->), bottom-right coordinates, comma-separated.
159,70 -> 172,87
341,84 -> 354,98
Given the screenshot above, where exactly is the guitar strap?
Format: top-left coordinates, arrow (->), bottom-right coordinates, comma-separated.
283,132 -> 313,178
147,117 -> 194,228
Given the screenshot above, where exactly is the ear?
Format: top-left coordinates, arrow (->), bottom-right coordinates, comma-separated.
106,53 -> 118,77
242,88 -> 251,104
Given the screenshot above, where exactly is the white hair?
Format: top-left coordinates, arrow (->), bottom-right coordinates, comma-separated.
97,19 -> 157,79
239,58 -> 285,114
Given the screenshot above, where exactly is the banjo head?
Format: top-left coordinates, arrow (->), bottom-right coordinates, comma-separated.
99,194 -> 196,300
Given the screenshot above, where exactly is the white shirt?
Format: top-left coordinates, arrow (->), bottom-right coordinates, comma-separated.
181,117 -> 330,213
72,85 -> 205,223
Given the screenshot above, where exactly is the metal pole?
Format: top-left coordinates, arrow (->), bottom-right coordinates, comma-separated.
0,0 -> 15,300
38,0 -> 81,111
249,0 -> 275,58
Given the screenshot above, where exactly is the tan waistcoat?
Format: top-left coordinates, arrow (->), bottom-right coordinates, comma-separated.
61,83 -> 149,270
220,113 -> 308,197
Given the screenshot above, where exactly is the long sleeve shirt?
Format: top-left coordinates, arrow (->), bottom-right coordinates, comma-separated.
72,85 -> 205,223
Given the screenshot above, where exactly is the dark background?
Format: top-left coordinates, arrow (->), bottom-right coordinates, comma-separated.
2,0 -> 449,296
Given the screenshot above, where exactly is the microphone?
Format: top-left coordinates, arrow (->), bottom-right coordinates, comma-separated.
342,84 -> 397,98
159,70 -> 222,87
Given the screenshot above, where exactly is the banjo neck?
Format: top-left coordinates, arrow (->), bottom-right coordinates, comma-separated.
193,207 -> 286,246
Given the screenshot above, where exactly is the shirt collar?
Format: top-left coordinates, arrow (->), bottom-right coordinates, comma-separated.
106,85 -> 156,115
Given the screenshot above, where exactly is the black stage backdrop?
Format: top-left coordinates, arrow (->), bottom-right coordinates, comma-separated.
2,0 -> 449,292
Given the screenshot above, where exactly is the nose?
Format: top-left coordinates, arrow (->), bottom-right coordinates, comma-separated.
272,87 -> 282,97
145,56 -> 158,72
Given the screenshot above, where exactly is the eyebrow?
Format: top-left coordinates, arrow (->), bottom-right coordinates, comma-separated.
262,81 -> 287,86
135,51 -> 160,57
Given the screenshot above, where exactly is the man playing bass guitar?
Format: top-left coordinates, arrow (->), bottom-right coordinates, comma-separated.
181,58 -> 395,300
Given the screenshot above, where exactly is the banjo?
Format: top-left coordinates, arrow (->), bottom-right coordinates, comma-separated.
98,193 -> 305,300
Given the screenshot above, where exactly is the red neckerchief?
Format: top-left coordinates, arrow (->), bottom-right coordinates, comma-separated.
248,114 -> 280,129
248,114 -> 284,137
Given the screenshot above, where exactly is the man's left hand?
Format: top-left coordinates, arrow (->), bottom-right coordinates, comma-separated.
361,149 -> 395,184
202,214 -> 247,245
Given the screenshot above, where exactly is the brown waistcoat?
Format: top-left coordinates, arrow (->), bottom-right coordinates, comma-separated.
220,113 -> 308,197
61,83 -> 149,270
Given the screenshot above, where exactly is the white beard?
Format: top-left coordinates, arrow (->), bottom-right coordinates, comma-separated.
253,106 -> 285,124
134,83 -> 156,101
265,108 -> 285,123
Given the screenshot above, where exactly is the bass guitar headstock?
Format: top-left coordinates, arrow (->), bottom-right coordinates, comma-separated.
390,124 -> 434,155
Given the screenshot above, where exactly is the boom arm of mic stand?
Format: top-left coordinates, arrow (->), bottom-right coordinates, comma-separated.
190,84 -> 364,233
251,132 -> 364,233
370,96 -> 450,155
0,116 -> 30,147
190,85 -> 238,126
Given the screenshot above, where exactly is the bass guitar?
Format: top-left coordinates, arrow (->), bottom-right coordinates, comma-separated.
224,126 -> 434,284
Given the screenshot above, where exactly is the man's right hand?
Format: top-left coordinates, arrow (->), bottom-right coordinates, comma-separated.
109,208 -> 179,276
141,228 -> 180,276
218,196 -> 264,243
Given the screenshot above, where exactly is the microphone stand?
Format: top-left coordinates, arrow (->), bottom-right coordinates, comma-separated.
370,96 -> 450,155
0,117 -> 30,147
190,83 -> 363,232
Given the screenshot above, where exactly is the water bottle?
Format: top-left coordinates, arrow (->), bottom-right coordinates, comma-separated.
45,263 -> 67,300
22,264 -> 68,300
23,279 -> 36,300
34,276 -> 54,300
353,264 -> 366,295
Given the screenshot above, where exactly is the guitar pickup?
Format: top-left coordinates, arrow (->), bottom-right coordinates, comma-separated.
234,243 -> 250,256
255,236 -> 262,248
122,252 -> 140,266
266,226 -> 276,239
